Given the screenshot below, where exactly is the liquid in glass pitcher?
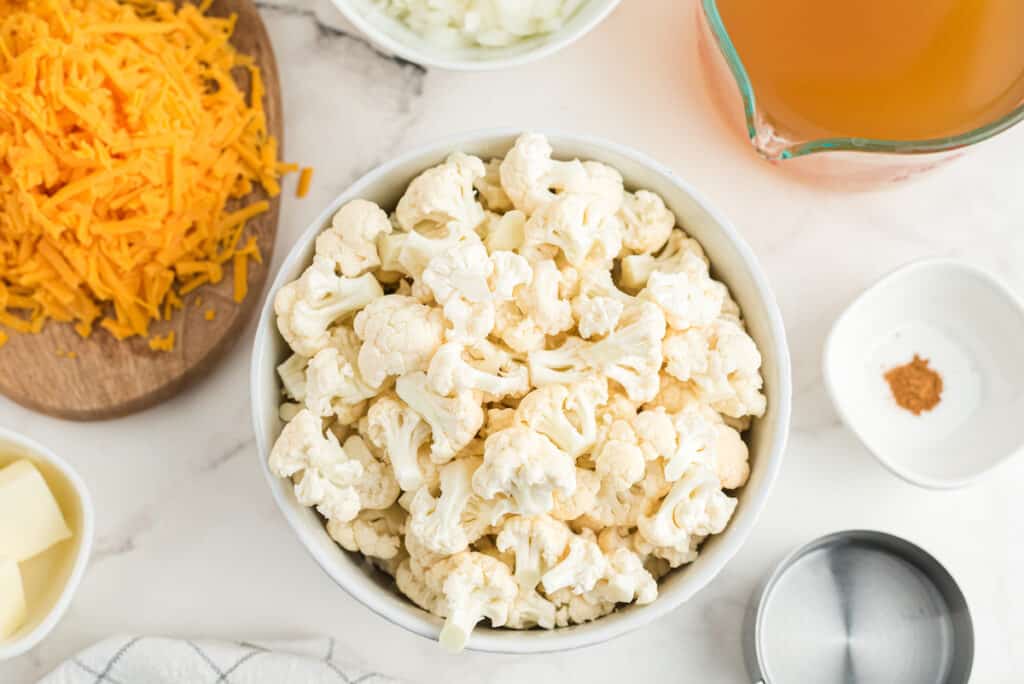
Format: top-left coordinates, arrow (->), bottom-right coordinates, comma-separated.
698,0 -> 1024,186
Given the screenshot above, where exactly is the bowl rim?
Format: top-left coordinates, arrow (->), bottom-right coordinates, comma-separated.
822,257 -> 1024,490
0,427 -> 95,661
250,128 -> 792,653
329,0 -> 623,71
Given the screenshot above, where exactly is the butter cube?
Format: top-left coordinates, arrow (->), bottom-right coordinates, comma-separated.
0,460 -> 72,562
0,557 -> 26,639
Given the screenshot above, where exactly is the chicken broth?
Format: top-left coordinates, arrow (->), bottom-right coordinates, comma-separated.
715,0 -> 1024,141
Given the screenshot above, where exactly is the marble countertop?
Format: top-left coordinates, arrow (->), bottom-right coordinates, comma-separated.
5,0 -> 1024,681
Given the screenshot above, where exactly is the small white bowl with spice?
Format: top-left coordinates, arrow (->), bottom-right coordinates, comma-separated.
331,0 -> 621,71
824,259 -> 1024,489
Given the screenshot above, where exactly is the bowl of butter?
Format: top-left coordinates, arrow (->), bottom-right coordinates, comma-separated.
0,427 -> 94,660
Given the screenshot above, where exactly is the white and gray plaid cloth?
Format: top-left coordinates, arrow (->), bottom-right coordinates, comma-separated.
39,636 -> 401,684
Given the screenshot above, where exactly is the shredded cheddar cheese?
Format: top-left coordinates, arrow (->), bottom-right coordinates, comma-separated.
148,331 -> 174,352
297,167 -> 313,198
0,0 -> 290,348
204,308 -> 215,321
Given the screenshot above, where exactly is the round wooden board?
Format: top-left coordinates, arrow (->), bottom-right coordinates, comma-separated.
0,0 -> 283,421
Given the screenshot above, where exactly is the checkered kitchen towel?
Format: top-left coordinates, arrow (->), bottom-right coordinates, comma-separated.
39,635 -> 401,684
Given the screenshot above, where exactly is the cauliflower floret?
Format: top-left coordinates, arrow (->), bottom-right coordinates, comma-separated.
305,327 -> 379,420
578,161 -> 627,216
344,434 -> 401,510
580,459 -> 671,529
499,133 -> 589,214
637,464 -> 737,560
326,504 -> 406,560
492,300 -> 546,353
268,409 -> 364,522
599,388 -> 644,424
495,515 -> 572,590
275,257 -> 384,356
377,231 -> 408,280
513,259 -> 573,336
484,210 -> 526,253
474,158 -> 513,213
422,239 -> 494,306
407,457 -> 508,556
632,407 -> 677,461
507,588 -> 557,630
540,528 -> 607,596
713,422 -> 750,489
354,295 -> 446,388
432,551 -> 518,653
316,199 -> 393,277
662,318 -> 767,419
634,534 -> 701,569
571,269 -> 633,339
515,377 -> 607,458
620,229 -> 709,292
488,250 -> 532,300
396,372 -> 484,463
398,227 -> 482,280
529,301 -> 666,403
595,547 -> 658,605
646,371 -> 698,413
664,406 -> 719,482
396,556 -> 446,617
593,409 -> 674,471
547,544 -> 657,627
551,468 -> 601,521
364,395 -> 431,491
440,297 -> 496,343
395,153 -> 486,233
555,258 -> 581,299
427,342 -> 529,401
550,588 -> 617,626
472,427 -> 576,517
499,134 -> 624,216
422,240 -> 497,341
640,267 -> 725,332
618,190 -> 675,256
489,258 -> 572,352
593,438 -> 645,492
523,195 -> 623,270
422,241 -> 532,342
277,353 -> 308,402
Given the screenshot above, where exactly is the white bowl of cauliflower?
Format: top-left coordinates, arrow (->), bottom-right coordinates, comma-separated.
330,0 -> 621,71
251,131 -> 791,653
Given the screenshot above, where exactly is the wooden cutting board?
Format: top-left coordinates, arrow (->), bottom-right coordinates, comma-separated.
0,0 -> 283,421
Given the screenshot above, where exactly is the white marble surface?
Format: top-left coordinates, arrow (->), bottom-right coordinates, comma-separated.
4,0 -> 1024,681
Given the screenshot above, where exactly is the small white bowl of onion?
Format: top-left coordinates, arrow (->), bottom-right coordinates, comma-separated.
251,129 -> 791,653
330,0 -> 622,71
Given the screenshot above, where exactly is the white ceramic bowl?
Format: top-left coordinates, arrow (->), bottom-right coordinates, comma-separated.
330,0 -> 621,71
824,258 -> 1024,489
0,428 -> 94,661
251,130 -> 792,653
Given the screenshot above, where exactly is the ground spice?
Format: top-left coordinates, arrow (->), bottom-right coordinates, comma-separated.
884,355 -> 943,415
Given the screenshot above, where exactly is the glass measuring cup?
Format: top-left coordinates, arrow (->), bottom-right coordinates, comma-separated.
697,1 -> 1024,186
